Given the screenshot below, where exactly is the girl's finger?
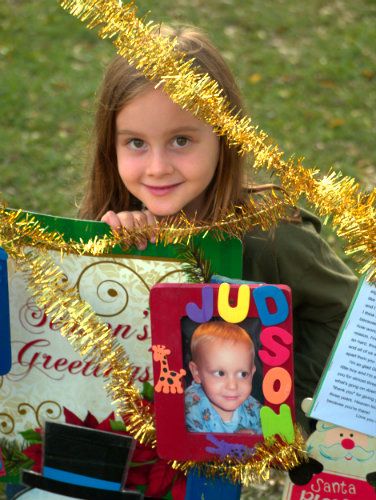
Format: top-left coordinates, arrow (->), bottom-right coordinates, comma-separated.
143,210 -> 157,243
101,210 -> 123,230
116,211 -> 137,230
101,211 -> 152,250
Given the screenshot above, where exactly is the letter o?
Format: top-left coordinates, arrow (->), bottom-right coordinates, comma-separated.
262,367 -> 292,405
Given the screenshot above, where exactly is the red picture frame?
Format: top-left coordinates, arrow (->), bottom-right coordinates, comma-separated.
150,283 -> 294,462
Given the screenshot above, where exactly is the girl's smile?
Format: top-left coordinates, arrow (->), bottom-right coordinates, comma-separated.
115,88 -> 220,218
142,182 -> 184,196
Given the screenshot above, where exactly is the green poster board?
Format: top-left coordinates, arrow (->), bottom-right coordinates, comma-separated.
19,209 -> 242,278
1,209 -> 242,482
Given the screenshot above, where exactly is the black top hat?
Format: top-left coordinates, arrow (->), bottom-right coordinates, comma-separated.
21,421 -> 143,499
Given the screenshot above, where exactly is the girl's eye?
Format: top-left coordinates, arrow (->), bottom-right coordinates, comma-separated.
128,138 -> 145,149
214,370 -> 225,377
239,371 -> 249,378
173,136 -> 189,147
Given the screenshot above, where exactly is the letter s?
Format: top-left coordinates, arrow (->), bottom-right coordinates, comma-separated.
259,326 -> 293,366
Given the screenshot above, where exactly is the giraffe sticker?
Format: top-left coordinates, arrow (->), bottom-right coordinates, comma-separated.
152,344 -> 186,394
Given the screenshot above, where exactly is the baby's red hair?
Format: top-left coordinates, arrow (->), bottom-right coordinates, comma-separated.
190,321 -> 254,362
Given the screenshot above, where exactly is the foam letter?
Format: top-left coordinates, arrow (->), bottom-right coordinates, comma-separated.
185,286 -> 213,323
260,404 -> 295,443
259,326 -> 293,366
217,283 -> 250,323
262,367 -> 292,405
253,285 -> 288,326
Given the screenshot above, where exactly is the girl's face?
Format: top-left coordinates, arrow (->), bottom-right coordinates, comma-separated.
115,88 -> 220,218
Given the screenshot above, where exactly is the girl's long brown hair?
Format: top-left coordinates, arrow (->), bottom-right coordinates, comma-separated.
79,26 -> 269,222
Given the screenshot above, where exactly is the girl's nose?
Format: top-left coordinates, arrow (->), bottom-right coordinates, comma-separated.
146,149 -> 173,176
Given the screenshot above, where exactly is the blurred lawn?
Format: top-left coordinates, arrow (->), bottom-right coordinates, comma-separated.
1,0 -> 375,270
0,1 -> 375,497
0,0 -> 376,499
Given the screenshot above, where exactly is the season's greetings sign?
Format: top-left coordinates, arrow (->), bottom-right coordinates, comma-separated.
0,212 -> 242,444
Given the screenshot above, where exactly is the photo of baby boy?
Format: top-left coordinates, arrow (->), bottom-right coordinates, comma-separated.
185,321 -> 262,434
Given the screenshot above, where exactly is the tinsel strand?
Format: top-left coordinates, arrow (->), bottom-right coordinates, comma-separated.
171,426 -> 307,486
18,246 -> 157,447
0,191 -> 291,259
1,206 -> 309,481
0,203 -> 115,258
1,0 -> 370,484
24,248 -> 307,479
59,0 -> 375,280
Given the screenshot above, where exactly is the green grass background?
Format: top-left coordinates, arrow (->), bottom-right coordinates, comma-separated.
0,1 -> 375,497
1,0 -> 375,269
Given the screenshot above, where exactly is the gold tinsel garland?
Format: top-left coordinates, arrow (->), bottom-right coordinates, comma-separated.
0,189 -> 291,257
59,0 -> 375,281
1,0 -> 373,486
0,218 -> 308,482
172,428 -> 307,485
18,247 -> 157,447
0,201 -> 308,480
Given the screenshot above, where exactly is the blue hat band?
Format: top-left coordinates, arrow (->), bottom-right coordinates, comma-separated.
44,466 -> 121,491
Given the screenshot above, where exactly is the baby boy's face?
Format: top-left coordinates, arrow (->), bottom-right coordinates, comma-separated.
189,339 -> 255,422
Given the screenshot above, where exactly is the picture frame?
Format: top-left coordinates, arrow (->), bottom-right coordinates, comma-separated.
150,282 -> 295,462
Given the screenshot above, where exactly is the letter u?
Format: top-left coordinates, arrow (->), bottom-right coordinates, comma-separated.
218,283 -> 250,323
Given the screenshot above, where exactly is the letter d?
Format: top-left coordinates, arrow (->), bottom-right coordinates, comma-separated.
253,285 -> 288,326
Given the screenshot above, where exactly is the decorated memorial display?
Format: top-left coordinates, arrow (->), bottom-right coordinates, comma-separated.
0,209 -> 241,488
0,0 -> 375,499
150,283 -> 295,462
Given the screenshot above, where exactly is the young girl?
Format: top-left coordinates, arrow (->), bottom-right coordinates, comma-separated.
79,25 -> 357,431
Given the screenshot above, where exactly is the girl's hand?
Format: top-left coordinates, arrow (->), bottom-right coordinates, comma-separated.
101,210 -> 157,250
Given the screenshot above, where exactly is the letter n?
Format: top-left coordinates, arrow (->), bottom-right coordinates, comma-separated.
260,404 -> 295,443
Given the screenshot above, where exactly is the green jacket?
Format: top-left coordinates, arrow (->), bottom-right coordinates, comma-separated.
242,209 -> 358,432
